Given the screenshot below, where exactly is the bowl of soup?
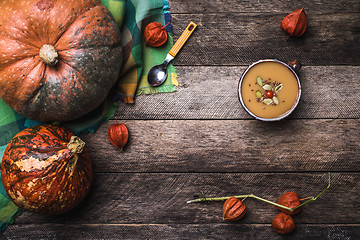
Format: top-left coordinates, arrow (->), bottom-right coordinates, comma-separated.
238,59 -> 301,121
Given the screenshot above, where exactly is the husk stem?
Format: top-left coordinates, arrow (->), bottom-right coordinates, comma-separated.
187,172 -> 331,213
163,22 -> 170,29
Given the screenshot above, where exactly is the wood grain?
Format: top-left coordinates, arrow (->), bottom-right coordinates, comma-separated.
3,1 -> 359,238
170,0 -> 360,14
13,173 -> 359,224
114,66 -> 360,120
3,224 -> 360,239
81,119 -> 360,173
169,13 -> 360,66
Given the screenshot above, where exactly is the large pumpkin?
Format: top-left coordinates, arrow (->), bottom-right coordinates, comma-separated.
0,0 -> 123,121
1,124 -> 93,215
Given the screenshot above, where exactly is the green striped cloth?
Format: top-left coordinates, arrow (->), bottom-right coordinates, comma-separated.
103,0 -> 177,103
0,0 -> 176,232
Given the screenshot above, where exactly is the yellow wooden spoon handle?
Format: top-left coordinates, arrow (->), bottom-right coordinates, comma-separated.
168,21 -> 197,57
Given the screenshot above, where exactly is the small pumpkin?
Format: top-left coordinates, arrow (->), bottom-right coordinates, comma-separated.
1,124 -> 93,215
0,0 -> 123,121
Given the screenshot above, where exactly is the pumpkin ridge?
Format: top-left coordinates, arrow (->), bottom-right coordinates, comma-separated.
52,3 -> 104,48
54,51 -> 116,87
56,39 -> 122,53
16,159 -> 74,196
0,27 -> 41,48
0,58 -> 44,111
19,132 -> 64,145
10,165 -> 71,211
29,81 -> 45,104
54,3 -> 121,49
0,39 -> 39,69
8,127 -> 70,153
4,160 -> 59,187
31,125 -> 68,142
54,55 -> 78,70
6,144 -> 66,155
44,125 -> 73,142
19,62 -> 45,105
26,134 -> 64,149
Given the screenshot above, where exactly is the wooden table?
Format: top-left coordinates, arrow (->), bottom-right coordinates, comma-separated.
2,0 -> 360,239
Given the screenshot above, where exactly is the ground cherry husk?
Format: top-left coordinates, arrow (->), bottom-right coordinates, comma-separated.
277,192 -> 301,215
223,197 -> 247,221
272,212 -> 296,234
144,22 -> 169,47
281,8 -> 307,41
107,123 -> 129,151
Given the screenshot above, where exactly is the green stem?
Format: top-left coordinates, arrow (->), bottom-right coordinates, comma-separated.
186,195 -> 248,203
186,172 -> 331,213
187,194 -> 292,211
249,194 -> 293,211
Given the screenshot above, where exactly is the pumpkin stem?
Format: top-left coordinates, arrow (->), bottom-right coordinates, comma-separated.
39,44 -> 58,66
67,136 -> 85,153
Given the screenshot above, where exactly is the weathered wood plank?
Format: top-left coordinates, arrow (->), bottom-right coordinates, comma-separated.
13,173 -> 359,224
1,1 -> 357,239
80,119 -> 360,173
3,223 -> 360,240
169,13 -> 360,66
170,0 -> 360,14
114,66 -> 360,119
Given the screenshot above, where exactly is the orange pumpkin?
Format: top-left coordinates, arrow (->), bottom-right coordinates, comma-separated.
1,124 -> 93,215
0,0 -> 123,121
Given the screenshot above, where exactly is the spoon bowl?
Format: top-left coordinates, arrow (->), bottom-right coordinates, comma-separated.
147,53 -> 174,87
148,65 -> 167,87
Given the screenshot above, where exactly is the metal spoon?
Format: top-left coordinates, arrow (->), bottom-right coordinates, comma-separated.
147,21 -> 197,87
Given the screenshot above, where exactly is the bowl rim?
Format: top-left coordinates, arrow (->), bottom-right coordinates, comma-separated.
237,59 -> 302,121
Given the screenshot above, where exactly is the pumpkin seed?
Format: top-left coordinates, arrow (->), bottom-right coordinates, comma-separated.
263,98 -> 273,105
262,84 -> 273,91
275,84 -> 283,93
256,76 -> 263,86
255,90 -> 262,99
273,96 -> 279,105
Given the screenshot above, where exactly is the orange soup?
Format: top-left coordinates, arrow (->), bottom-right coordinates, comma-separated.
240,61 -> 300,119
